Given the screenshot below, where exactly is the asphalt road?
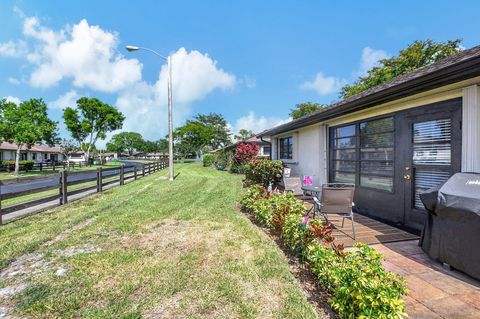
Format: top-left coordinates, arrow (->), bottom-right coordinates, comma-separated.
1,161 -> 146,196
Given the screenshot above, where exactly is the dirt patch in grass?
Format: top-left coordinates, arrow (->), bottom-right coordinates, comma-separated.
240,208 -> 339,319
107,219 -> 295,318
44,216 -> 97,247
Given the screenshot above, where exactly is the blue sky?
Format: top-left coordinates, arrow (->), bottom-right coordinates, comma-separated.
1,0 -> 479,145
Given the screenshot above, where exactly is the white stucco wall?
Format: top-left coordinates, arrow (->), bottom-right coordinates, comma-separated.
271,125 -> 328,186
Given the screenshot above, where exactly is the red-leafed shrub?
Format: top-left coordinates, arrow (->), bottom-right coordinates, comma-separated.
233,143 -> 259,164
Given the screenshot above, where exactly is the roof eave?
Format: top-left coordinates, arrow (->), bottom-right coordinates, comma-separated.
258,56 -> 480,137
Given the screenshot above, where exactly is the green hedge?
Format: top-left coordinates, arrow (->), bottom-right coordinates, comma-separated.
202,154 -> 215,167
243,159 -> 283,187
2,160 -> 35,170
241,185 -> 408,319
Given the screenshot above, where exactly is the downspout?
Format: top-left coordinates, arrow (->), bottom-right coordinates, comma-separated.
260,137 -> 272,159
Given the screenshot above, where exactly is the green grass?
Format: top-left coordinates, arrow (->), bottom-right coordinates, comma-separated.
0,163 -> 320,319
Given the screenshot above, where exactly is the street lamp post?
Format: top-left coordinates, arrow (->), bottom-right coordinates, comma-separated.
126,45 -> 174,181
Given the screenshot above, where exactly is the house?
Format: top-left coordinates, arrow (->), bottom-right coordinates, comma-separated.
216,136 -> 271,158
258,45 -> 480,233
0,142 -> 65,163
68,152 -> 87,163
99,152 -> 129,161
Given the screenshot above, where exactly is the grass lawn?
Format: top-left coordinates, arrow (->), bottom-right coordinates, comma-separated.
0,163 -> 320,319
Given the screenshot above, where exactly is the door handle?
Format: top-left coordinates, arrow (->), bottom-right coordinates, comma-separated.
404,174 -> 411,180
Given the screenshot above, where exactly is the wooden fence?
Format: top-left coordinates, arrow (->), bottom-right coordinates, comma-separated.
1,161 -> 89,173
0,161 -> 168,225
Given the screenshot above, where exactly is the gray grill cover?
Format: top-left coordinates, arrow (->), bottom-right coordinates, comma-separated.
419,172 -> 480,280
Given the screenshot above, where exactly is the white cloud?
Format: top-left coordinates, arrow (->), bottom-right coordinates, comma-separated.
116,47 -> 236,140
49,90 -> 79,109
3,12 -> 237,142
358,47 -> 389,75
301,72 -> 347,96
3,96 -> 21,105
0,40 -> 27,57
302,47 -> 390,96
23,17 -> 142,92
8,77 -> 21,85
232,111 -> 289,135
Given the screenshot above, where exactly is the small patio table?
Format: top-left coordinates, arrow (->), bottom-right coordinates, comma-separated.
301,185 -> 322,198
301,185 -> 322,216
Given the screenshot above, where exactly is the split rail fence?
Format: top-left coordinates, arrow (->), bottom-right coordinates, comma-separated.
0,161 -> 168,225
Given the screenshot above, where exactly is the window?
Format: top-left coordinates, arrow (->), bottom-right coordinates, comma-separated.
412,118 -> 452,209
20,152 -> 28,160
32,153 -> 36,160
263,146 -> 271,156
331,124 -> 356,184
279,136 -> 293,159
330,117 -> 395,192
359,117 -> 394,192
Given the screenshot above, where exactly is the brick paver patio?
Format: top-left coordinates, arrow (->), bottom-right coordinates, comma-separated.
304,203 -> 480,318
374,240 -> 480,318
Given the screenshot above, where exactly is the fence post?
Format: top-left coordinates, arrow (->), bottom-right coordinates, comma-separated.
53,162 -> 56,171
120,165 -> 125,185
39,162 -> 43,171
97,167 -> 103,192
148,163 -> 151,175
60,170 -> 68,205
142,165 -> 146,177
134,166 -> 138,180
0,185 -> 3,226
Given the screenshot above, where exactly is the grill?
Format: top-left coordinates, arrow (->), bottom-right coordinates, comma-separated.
419,172 -> 480,280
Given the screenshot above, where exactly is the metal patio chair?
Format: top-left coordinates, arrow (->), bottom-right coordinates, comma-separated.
313,183 -> 356,239
282,176 -> 312,202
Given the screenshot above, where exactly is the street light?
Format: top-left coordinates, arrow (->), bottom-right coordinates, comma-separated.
126,45 -> 174,181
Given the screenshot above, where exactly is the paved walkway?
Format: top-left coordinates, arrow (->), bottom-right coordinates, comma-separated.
373,240 -> 480,318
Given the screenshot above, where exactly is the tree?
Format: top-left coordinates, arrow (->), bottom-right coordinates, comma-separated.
234,129 -> 255,141
0,98 -> 58,176
60,139 -> 79,169
289,102 -> 323,119
341,39 -> 463,98
173,121 -> 214,158
194,113 -> 232,149
106,132 -> 144,155
63,97 -> 125,163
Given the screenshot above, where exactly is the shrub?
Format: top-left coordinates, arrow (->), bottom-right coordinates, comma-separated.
240,184 -> 266,213
233,143 -> 259,164
214,150 -> 232,168
307,242 -> 408,319
229,162 -> 241,174
2,160 -> 35,171
244,159 -> 283,187
240,184 -> 408,319
203,154 -> 214,167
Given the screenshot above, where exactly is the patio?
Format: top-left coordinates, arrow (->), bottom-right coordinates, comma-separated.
305,204 -> 480,318
377,240 -> 480,318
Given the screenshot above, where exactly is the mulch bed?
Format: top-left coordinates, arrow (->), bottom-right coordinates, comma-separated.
238,206 -> 339,319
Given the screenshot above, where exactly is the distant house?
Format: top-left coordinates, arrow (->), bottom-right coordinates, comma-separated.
217,136 -> 271,158
0,142 -> 64,162
100,152 -> 129,161
68,152 -> 87,163
258,45 -> 480,233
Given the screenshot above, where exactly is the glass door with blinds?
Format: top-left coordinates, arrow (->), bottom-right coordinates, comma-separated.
402,99 -> 462,230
